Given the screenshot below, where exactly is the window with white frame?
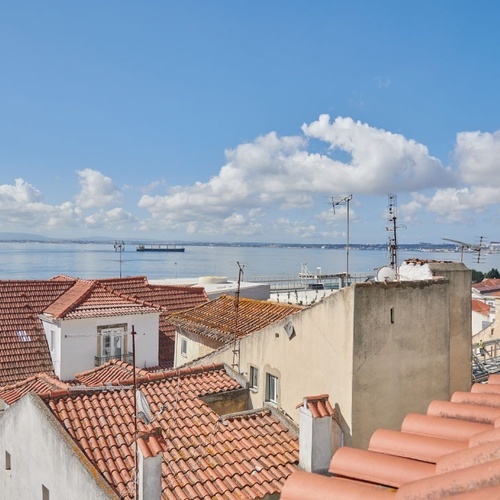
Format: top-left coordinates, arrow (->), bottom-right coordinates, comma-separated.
265,373 -> 279,404
97,324 -> 127,362
249,366 -> 259,389
180,337 -> 188,356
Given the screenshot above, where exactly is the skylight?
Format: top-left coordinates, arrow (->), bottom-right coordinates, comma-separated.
16,330 -> 31,342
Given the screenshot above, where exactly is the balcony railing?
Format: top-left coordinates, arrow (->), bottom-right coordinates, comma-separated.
94,353 -> 133,367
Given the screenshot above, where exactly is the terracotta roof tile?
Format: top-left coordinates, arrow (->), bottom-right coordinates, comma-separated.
168,294 -> 302,343
0,372 -> 69,405
0,275 -> 209,387
42,363 -> 298,499
0,279 -> 76,385
282,375 -> 500,499
472,299 -> 491,316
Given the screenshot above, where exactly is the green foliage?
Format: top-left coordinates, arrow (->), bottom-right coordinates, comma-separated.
471,269 -> 484,283
485,268 -> 500,279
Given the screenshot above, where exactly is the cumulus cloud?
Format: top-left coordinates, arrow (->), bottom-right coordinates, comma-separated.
455,130 -> 500,186
403,129 -> 500,224
138,116 -> 453,237
75,169 -> 122,209
302,115 -> 455,193
0,179 -> 80,229
84,208 -> 137,228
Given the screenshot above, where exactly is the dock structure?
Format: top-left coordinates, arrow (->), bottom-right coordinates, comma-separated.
136,244 -> 185,252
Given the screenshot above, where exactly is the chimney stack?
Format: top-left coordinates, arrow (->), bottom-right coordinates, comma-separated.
298,394 -> 341,473
137,428 -> 166,500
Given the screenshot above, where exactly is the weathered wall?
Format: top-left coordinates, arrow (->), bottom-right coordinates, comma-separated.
174,328 -> 222,367
190,276 -> 466,448
427,262 -> 472,394
351,280 -> 450,448
0,394 -> 117,499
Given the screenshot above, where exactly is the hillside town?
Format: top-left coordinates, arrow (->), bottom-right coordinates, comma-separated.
1,259 -> 500,498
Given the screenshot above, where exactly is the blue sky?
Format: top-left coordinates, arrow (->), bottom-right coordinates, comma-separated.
1,1 -> 500,245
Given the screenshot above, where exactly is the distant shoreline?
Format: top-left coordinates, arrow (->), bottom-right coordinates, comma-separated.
0,237 -> 463,253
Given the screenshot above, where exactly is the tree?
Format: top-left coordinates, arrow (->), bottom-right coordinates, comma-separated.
485,268 -> 500,279
471,269 -> 485,283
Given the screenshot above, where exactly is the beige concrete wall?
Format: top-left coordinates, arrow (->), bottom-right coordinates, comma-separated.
190,277 -> 464,449
351,280 -> 451,447
427,262 -> 472,394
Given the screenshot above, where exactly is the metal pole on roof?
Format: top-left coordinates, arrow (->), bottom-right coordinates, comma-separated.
132,325 -> 138,500
330,195 -> 352,287
232,262 -> 244,373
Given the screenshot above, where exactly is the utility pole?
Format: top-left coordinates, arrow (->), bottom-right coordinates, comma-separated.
331,195 -> 352,286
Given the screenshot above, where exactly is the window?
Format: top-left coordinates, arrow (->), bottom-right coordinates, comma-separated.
97,324 -> 127,362
249,366 -> 258,389
5,451 -> 11,471
180,337 -> 188,356
42,485 -> 49,500
50,329 -> 55,352
265,373 -> 279,404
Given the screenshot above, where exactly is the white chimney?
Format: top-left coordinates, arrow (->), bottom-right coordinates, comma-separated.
137,429 -> 165,500
298,394 -> 341,473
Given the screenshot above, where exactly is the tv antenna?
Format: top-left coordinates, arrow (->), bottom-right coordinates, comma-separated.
442,236 -> 486,263
330,194 -> 352,286
114,240 -> 125,278
232,262 -> 244,373
386,194 -> 406,276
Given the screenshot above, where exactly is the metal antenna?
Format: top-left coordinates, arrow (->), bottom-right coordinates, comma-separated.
114,240 -> 125,278
386,194 -> 406,277
442,237 -> 486,264
232,262 -> 244,373
330,194 -> 352,286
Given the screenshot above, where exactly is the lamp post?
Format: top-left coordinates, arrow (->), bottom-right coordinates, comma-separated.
114,240 -> 125,278
331,195 -> 352,287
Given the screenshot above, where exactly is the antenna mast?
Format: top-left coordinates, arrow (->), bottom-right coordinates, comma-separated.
330,194 -> 353,287
386,194 -> 405,277
232,262 -> 244,373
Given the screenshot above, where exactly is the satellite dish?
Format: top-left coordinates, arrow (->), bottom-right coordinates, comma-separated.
136,390 -> 153,424
376,266 -> 396,283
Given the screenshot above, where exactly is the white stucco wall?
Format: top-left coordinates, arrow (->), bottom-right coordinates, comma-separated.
0,393 -> 117,499
42,312 -> 160,380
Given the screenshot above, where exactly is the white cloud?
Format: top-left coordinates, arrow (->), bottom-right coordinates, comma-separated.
0,179 -> 80,230
84,208 -> 137,228
302,115 -> 455,193
138,116 -> 454,237
75,169 -> 122,209
0,178 -> 43,203
455,130 -> 500,186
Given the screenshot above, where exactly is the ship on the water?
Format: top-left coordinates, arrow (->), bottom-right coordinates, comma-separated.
136,244 -> 185,252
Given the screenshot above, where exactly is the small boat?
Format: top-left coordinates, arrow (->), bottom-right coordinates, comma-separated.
136,244 -> 185,252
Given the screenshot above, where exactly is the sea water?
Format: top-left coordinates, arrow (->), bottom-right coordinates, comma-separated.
0,241 -> 497,281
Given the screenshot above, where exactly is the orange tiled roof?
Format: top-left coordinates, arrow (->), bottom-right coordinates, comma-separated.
281,373 -> 500,499
472,299 -> 491,316
0,372 -> 69,406
43,363 -> 299,499
168,294 -> 302,343
0,276 -> 208,385
96,276 -> 209,365
44,282 -> 160,320
0,279 -> 76,385
74,359 -> 150,387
